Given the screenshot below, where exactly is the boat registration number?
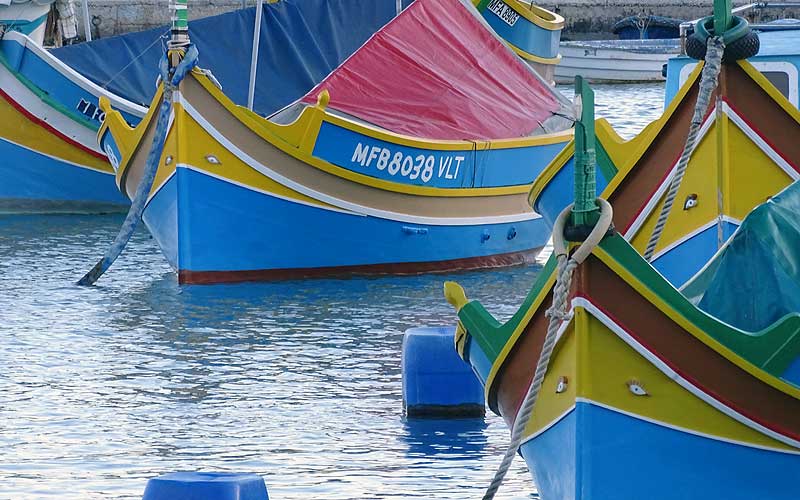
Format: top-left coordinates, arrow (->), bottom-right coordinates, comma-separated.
487,0 -> 519,27
350,142 -> 466,184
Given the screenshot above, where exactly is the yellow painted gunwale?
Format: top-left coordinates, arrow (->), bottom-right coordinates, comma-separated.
508,42 -> 562,64
520,308 -> 797,451
192,72 -> 573,198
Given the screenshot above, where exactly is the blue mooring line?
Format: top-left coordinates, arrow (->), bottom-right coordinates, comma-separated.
77,46 -> 198,286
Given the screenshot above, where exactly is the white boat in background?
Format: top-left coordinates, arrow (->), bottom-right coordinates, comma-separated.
554,38 -> 680,84
0,0 -> 56,45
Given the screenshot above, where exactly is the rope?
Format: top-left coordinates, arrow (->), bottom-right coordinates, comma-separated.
482,199 -> 613,500
643,36 -> 725,261
77,45 -> 198,286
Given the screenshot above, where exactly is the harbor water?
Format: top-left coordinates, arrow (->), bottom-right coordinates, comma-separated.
0,83 -> 664,499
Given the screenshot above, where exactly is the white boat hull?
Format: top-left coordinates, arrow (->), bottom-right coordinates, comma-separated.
555,39 -> 679,84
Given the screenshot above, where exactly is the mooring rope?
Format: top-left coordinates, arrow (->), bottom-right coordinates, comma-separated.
643,36 -> 725,261
77,46 -> 198,286
482,199 -> 613,500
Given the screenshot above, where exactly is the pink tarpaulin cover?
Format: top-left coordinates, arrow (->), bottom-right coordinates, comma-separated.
300,0 -> 562,140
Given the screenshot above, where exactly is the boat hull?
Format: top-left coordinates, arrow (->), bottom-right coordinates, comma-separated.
522,402 -> 800,500
473,0 -> 563,82
143,166 -> 548,283
0,32 -> 144,213
533,62 -> 800,286
554,40 -> 679,84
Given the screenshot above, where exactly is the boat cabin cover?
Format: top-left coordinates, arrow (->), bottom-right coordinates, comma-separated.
279,0 -> 573,140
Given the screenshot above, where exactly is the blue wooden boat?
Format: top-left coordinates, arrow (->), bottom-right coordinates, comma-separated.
445,71 -> 800,500
98,0 -> 575,283
534,15 -> 800,287
472,0 -> 564,82
1,0 -> 405,213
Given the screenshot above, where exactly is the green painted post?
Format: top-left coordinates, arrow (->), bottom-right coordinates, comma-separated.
569,76 -> 600,234
170,0 -> 190,46
713,0 -> 733,35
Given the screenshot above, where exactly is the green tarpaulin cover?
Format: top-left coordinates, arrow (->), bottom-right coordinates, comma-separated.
682,181 -> 800,332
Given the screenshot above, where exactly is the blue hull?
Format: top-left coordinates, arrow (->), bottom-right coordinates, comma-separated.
144,167 -> 551,282
0,137 -> 128,213
521,402 -> 800,500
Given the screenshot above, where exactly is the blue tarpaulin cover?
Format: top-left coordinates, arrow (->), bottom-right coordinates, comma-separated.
682,181 -> 800,332
51,0 -> 403,115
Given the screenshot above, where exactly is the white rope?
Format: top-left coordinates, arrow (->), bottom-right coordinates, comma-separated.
643,36 -> 725,261
482,199 -> 613,500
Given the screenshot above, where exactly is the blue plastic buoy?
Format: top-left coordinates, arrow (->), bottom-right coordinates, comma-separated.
402,326 -> 485,417
142,472 -> 268,500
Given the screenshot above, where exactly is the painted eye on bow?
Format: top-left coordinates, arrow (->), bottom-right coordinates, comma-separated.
626,379 -> 649,396
555,376 -> 568,394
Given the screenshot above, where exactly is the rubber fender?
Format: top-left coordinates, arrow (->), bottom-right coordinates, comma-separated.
686,29 -> 760,62
686,15 -> 759,62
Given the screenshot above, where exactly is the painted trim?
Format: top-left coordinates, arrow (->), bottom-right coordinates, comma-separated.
622,111 -> 716,238
0,129 -> 110,174
594,247 -> 800,400
0,86 -> 106,162
508,41 -> 562,65
722,99 -> 800,178
649,216 -> 741,262
179,246 -> 543,284
179,92 -> 542,226
477,0 -> 565,30
172,163 -> 359,216
483,269 -> 558,397
622,100 -> 800,240
574,397 -> 800,455
3,32 -> 147,116
519,404 -> 575,445
571,297 -> 800,449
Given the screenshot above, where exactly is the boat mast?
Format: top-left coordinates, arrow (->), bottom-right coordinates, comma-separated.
81,0 -> 92,41
247,0 -> 264,110
169,0 -> 190,49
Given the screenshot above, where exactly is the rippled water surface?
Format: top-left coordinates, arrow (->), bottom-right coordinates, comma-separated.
0,84 -> 663,499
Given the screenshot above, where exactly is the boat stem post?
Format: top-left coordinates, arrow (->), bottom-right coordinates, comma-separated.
81,0 -> 92,41
714,0 -> 734,34
247,0 -> 264,111
566,76 -> 601,241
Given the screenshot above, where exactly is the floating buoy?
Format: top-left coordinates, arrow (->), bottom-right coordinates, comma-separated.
142,472 -> 268,500
402,326 -> 485,418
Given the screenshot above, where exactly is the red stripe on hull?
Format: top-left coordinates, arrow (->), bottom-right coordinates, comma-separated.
0,87 -> 106,160
178,247 -> 544,284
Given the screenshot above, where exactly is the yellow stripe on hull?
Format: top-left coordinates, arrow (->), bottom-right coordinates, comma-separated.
0,92 -> 109,174
521,306 -> 797,452
173,100 -> 340,210
628,115 -> 794,256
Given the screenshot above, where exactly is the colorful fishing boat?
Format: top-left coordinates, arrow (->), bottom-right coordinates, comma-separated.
533,19 -> 800,287
445,75 -> 800,500
98,0 -> 574,284
2,0 -> 403,213
472,0 -> 563,82
0,30 -> 144,213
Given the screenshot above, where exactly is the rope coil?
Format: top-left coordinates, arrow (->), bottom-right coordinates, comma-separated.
482,199 -> 613,500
